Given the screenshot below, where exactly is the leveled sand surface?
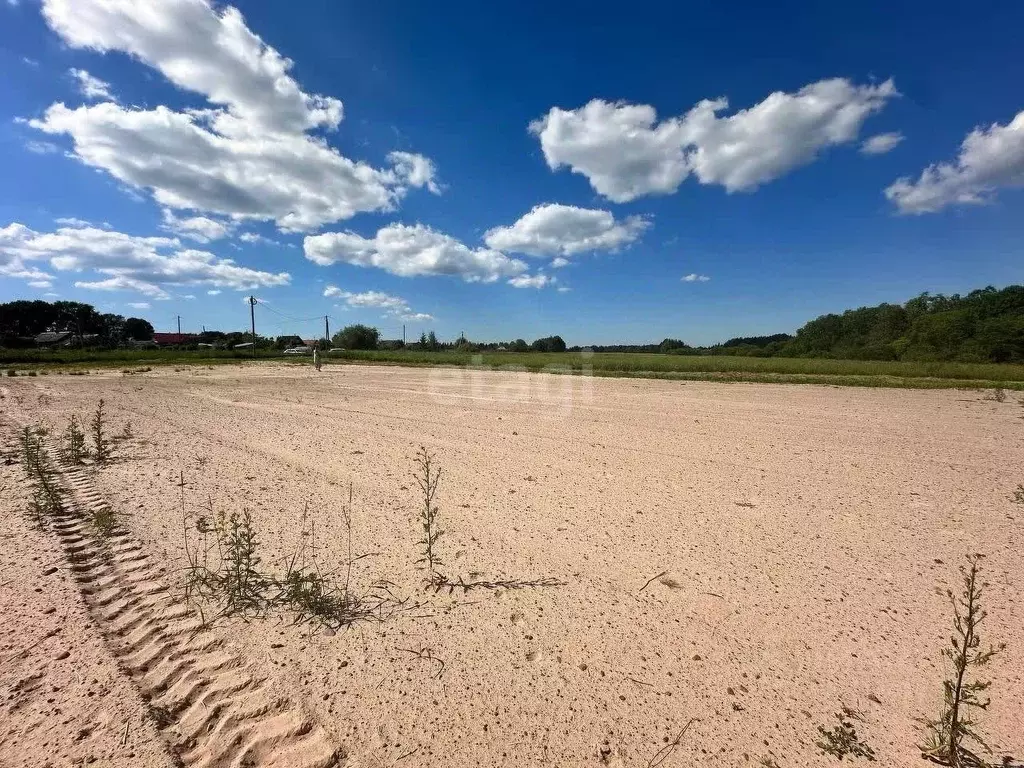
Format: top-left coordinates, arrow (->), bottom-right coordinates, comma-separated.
1,363 -> 1021,767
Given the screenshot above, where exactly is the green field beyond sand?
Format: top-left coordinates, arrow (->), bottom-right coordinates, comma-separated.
5,347 -> 1024,389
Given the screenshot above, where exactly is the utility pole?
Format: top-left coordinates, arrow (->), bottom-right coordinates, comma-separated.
402,324 -> 406,345
325,315 -> 330,344
177,315 -> 181,335
248,296 -> 257,359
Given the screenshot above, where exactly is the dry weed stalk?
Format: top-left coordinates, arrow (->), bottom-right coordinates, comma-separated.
919,554 -> 1006,767
410,447 -> 565,594
413,446 -> 445,586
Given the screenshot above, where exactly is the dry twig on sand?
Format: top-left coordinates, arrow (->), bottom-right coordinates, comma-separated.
647,718 -> 697,768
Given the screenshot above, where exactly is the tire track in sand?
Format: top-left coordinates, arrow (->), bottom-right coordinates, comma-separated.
8,426 -> 342,768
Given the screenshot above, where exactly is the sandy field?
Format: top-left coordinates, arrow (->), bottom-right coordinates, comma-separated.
1,362 -> 1021,768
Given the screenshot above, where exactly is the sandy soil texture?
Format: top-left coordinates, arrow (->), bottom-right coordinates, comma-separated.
1,363 -> 1021,767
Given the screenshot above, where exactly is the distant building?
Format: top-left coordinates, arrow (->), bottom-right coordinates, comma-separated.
152,332 -> 198,346
34,331 -> 100,347
35,331 -> 74,346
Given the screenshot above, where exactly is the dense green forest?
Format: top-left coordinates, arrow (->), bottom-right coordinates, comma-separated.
757,286 -> 1024,362
4,286 -> 1024,363
579,286 -> 1024,363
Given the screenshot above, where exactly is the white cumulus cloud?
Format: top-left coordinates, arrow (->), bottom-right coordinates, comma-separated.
31,0 -> 439,232
323,286 -> 434,322
885,111 -> 1024,214
508,273 -> 556,289
127,301 -> 150,309
483,203 -> 649,258
682,273 -> 710,282
69,68 -> 113,100
860,131 -> 904,155
305,223 -> 530,284
0,221 -> 289,298
161,209 -> 234,243
530,78 -> 897,202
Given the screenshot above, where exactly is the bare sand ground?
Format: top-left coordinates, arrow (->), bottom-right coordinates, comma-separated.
1,363 -> 1021,767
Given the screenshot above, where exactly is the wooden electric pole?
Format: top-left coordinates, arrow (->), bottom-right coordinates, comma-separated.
248,296 -> 257,359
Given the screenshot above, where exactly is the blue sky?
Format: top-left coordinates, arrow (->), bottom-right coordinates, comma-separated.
1,0 -> 1023,345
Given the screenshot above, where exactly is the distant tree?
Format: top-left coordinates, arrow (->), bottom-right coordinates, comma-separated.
530,335 -> 567,353
275,334 -> 303,349
426,330 -> 439,351
332,324 -> 380,350
659,338 -> 689,353
123,317 -> 154,341
509,338 -> 529,352
0,300 -> 58,337
52,301 -> 105,335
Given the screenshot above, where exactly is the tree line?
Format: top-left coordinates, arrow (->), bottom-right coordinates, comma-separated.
5,286 -> 1024,363
0,300 -> 154,346
754,286 -> 1024,362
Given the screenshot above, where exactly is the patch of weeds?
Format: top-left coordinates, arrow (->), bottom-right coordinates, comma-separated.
90,398 -> 109,463
919,553 -> 1006,767
816,705 -> 876,761
983,388 -> 1006,402
91,505 -> 118,538
27,370 -> 37,377
6,369 -> 16,377
181,476 -> 401,631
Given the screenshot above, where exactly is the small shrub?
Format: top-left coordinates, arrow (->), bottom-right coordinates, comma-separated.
219,510 -> 271,619
816,705 -> 876,761
6,369 -> 16,377
90,398 -> 109,463
19,425 -> 64,521
26,488 -> 47,529
61,415 -> 88,465
919,554 -> 1005,767
27,370 -> 37,377
19,425 -> 41,474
